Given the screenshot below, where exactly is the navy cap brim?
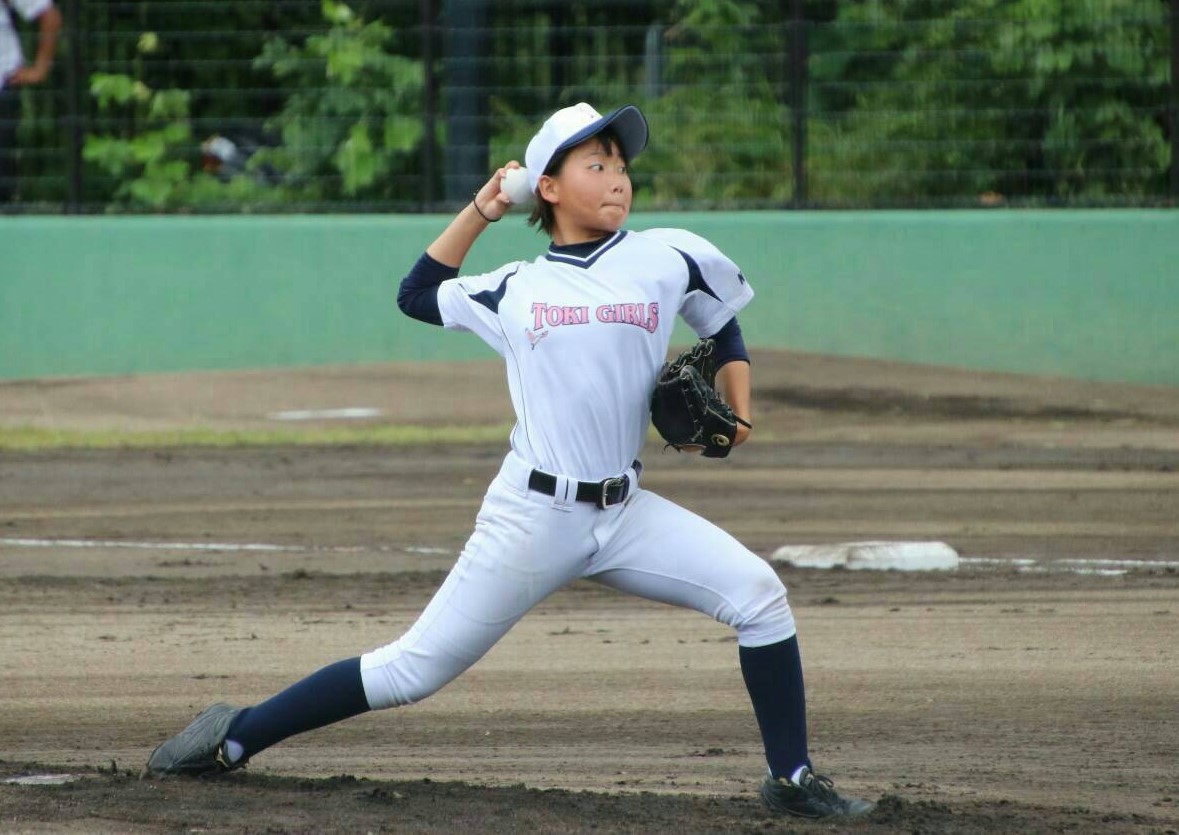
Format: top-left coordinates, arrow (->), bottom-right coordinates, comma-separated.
552,104 -> 649,165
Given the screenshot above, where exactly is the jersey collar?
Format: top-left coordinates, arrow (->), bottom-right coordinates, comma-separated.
545,230 -> 627,268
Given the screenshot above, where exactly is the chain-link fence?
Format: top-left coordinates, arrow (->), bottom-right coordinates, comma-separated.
3,0 -> 1176,213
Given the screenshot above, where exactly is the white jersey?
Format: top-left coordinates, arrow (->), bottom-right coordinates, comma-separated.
436,228 -> 753,481
0,0 -> 50,89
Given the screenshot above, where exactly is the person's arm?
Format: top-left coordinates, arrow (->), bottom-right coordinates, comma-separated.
8,4 -> 62,86
710,317 -> 752,446
396,253 -> 456,325
716,360 -> 752,446
426,163 -> 518,269
398,163 -> 520,324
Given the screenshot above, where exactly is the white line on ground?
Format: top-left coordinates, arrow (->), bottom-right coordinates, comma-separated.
959,555 -> 1179,575
1,539 -> 1165,574
0,537 -> 302,552
959,557 -> 1039,566
0,537 -> 453,557
268,407 -> 383,421
1056,557 -> 1179,568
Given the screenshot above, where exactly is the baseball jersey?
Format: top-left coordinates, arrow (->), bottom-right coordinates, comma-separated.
436,228 -> 753,481
0,0 -> 51,89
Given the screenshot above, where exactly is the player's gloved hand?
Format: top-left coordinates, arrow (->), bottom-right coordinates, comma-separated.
650,339 -> 750,459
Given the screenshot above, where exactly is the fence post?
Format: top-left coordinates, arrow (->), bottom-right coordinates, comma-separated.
442,0 -> 490,205
420,0 -> 438,210
56,0 -> 84,213
789,0 -> 808,208
1171,0 -> 1178,198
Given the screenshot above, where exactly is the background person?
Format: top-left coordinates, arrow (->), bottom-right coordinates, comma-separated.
0,0 -> 61,203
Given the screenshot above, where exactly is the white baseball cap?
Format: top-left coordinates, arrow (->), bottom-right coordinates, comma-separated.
524,102 -> 649,194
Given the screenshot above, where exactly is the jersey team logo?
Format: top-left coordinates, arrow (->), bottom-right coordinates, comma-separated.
530,301 -> 659,334
525,327 -> 550,350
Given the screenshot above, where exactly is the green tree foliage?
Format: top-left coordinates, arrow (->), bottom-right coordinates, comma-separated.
63,0 -> 1175,212
82,35 -> 284,210
637,0 -> 792,208
83,71 -> 196,209
83,72 -> 283,211
808,0 -> 1170,205
82,1 -> 425,210
487,0 -> 793,210
252,0 -> 425,202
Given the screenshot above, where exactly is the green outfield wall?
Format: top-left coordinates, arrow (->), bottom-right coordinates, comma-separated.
1,211 -> 1176,385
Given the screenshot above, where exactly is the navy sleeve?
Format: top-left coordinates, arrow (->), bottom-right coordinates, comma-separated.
397,252 -> 459,326
708,317 -> 750,368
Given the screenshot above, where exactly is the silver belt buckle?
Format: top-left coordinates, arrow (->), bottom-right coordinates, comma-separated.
598,476 -> 627,509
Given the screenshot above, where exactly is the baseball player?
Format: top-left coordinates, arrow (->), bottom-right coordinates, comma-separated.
146,102 -> 875,821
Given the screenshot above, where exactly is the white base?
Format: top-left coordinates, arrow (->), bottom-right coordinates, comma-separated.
770,541 -> 960,571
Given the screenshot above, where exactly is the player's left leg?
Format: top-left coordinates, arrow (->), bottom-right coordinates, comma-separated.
584,488 -> 873,818
584,489 -> 805,772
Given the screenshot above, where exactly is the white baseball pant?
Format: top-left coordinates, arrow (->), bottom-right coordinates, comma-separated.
360,451 -> 795,709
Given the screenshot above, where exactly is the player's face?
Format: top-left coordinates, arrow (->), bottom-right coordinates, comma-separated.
544,137 -> 631,244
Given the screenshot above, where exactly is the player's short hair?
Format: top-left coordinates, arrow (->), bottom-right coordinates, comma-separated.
528,127 -> 628,237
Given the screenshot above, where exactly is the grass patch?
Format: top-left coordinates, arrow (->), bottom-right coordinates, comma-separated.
0,423 -> 514,452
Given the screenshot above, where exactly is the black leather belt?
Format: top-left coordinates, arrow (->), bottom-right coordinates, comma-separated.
528,462 -> 640,509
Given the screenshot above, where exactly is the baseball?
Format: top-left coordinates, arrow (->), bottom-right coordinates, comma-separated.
500,167 -> 532,204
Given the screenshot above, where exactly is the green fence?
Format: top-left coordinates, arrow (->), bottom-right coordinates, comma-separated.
2,210 -> 1176,385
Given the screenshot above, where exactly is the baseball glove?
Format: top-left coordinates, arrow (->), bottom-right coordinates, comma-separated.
650,339 -> 747,458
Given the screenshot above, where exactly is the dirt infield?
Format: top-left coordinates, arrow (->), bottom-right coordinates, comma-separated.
2,351 -> 1178,833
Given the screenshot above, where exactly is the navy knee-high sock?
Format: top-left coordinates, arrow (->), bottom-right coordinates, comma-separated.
226,657 -> 370,760
739,635 -> 810,780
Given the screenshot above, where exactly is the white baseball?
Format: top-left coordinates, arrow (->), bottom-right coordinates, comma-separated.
500,167 -> 532,204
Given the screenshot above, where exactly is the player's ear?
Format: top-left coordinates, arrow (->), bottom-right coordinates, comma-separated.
537,175 -> 559,204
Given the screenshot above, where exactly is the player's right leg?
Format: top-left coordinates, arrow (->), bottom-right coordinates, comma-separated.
146,457 -> 598,777
359,465 -> 598,708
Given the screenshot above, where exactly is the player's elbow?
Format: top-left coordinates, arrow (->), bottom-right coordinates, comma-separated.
395,281 -> 416,316
397,283 -> 444,326
39,5 -> 63,33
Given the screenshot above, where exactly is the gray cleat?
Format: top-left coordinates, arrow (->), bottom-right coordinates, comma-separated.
760,767 -> 876,819
145,703 -> 243,777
